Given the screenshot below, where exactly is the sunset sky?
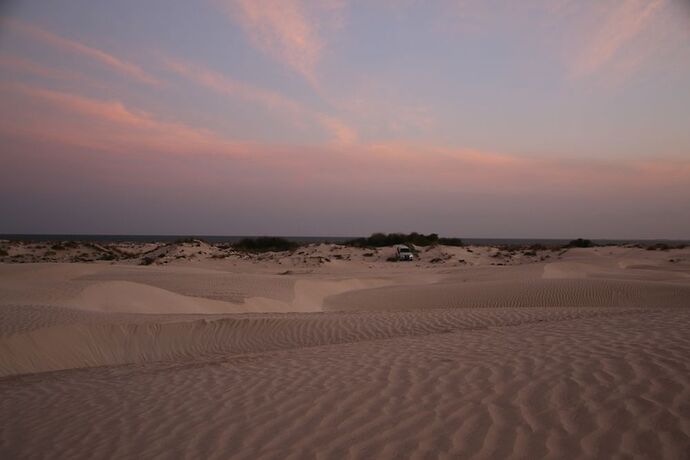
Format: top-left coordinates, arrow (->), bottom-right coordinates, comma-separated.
1,0 -> 689,238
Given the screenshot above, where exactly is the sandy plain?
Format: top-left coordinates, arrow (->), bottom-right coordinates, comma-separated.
0,240 -> 689,459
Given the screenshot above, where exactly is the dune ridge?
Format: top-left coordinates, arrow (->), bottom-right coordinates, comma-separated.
0,305 -> 664,377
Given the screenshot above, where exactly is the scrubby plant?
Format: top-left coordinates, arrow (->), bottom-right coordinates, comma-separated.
438,237 -> 464,246
0,248 -> 8,256
567,238 -> 594,248
347,232 -> 462,248
647,244 -> 665,251
140,256 -> 156,265
233,237 -> 298,252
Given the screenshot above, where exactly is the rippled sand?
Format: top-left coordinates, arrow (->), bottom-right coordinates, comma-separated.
1,245 -> 689,458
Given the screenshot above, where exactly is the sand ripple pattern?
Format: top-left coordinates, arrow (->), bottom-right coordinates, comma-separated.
1,308 -> 689,459
0,305 -> 662,377
324,278 -> 690,311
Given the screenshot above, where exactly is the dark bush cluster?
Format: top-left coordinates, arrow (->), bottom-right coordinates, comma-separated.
233,237 -> 298,252
567,238 -> 594,248
438,237 -> 464,246
646,243 -> 686,251
140,256 -> 156,265
347,232 -> 463,248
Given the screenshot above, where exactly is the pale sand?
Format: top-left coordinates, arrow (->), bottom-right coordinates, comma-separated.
0,243 -> 689,458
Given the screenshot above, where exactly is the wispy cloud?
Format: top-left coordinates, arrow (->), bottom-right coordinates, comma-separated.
165,57 -> 357,144
1,18 -> 160,85
2,82 -> 242,154
224,0 -> 341,86
3,80 -> 688,195
570,0 -> 666,79
0,53 -> 108,89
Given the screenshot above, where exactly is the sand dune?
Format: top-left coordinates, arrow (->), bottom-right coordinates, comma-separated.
324,278 -> 690,311
1,307 -> 688,459
0,244 -> 689,458
0,305 -> 653,377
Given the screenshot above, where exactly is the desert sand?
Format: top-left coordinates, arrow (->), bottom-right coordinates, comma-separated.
1,240 -> 689,459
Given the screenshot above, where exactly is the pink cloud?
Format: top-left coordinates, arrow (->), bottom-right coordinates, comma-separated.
224,0 -> 342,86
3,82 -> 688,197
570,0 -> 666,79
1,83 -> 244,155
2,18 -> 160,86
165,57 -> 357,144
314,114 -> 358,144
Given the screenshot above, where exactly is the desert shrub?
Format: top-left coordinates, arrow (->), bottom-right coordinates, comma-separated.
567,238 -> 594,248
51,243 -> 65,251
63,241 -> 79,249
99,253 -> 116,261
647,243 -> 671,251
523,250 -> 537,257
386,256 -> 398,262
234,237 -> 298,252
438,237 -> 464,246
0,248 -> 8,256
140,256 -> 156,266
347,232 -> 443,247
363,252 -> 374,257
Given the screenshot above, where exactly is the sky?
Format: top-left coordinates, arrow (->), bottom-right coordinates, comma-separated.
1,0 -> 689,238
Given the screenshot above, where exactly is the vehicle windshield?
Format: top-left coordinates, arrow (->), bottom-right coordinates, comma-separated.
399,248 -> 410,253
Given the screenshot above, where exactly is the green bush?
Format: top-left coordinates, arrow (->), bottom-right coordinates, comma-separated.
567,238 -> 594,248
233,237 -> 298,252
140,256 -> 156,265
348,232 -> 455,247
438,237 -> 464,247
646,243 -> 676,251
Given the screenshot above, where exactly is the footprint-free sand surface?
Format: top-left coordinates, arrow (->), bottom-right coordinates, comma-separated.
1,243 -> 689,458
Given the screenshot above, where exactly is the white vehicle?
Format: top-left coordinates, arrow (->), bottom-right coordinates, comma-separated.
395,245 -> 414,261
